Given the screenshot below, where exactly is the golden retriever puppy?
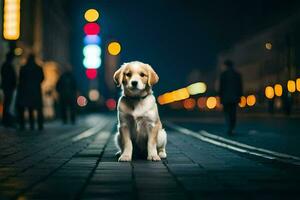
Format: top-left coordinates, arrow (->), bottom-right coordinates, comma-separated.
113,61 -> 167,162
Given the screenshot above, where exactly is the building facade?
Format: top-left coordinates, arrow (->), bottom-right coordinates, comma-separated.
216,12 -> 300,112
1,0 -> 71,118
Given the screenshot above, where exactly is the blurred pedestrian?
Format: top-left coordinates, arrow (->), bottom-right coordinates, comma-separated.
56,69 -> 77,124
16,54 -> 44,131
1,52 -> 17,128
219,59 -> 243,135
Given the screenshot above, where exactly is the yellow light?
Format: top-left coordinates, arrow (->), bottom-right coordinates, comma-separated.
265,42 -> 272,50
14,47 -> 23,56
158,88 -> 190,105
246,95 -> 256,106
287,80 -> 296,93
274,84 -> 282,97
239,96 -> 247,107
108,42 -> 121,56
84,9 -> 99,22
206,97 -> 217,109
265,86 -> 274,99
3,0 -> 21,40
89,89 -> 100,101
186,82 -> 207,95
297,78 -> 300,92
183,98 -> 196,110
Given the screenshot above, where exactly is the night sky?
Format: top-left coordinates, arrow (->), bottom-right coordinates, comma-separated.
68,0 -> 300,94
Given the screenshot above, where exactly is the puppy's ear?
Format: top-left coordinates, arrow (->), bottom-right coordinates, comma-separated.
146,64 -> 159,86
113,64 -> 125,87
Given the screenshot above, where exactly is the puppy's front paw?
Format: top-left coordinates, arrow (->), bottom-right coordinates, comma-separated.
147,154 -> 161,161
118,154 -> 132,162
158,151 -> 167,159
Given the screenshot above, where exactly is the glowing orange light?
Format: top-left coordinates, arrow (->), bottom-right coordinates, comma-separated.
238,96 -> 247,108
183,98 -> 196,110
287,80 -> 296,93
274,84 -> 282,97
206,97 -> 217,109
297,78 -> 300,92
108,42 -> 121,56
265,86 -> 274,99
158,88 -> 190,105
246,95 -> 256,106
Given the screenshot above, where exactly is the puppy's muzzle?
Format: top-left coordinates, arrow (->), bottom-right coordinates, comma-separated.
131,81 -> 138,88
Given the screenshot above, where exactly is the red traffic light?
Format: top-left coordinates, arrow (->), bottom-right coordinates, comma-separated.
85,69 -> 98,79
84,23 -> 100,35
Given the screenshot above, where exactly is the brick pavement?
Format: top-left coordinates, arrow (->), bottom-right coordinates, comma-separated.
0,114 -> 299,200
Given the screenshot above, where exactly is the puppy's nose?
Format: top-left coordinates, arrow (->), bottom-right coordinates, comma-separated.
131,81 -> 138,87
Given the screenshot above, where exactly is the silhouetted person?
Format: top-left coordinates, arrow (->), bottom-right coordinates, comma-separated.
16,54 -> 44,130
219,60 -> 243,135
283,90 -> 292,116
56,70 -> 77,124
1,52 -> 17,128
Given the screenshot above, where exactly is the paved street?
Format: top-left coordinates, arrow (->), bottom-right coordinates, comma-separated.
0,114 -> 300,200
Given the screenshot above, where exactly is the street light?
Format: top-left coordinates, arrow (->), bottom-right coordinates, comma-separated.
296,78 -> 300,92
246,95 -> 256,106
287,80 -> 296,93
274,84 -> 283,97
265,42 -> 272,50
265,86 -> 274,99
2,0 -> 21,40
108,42 -> 121,56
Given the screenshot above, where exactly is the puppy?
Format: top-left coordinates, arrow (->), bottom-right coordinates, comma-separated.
113,61 -> 167,162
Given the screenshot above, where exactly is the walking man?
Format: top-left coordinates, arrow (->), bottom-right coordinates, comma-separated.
56,69 -> 77,124
219,59 -> 243,135
1,52 -> 17,128
16,54 -> 44,131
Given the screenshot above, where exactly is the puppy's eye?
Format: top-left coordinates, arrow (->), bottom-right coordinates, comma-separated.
140,73 -> 146,77
125,72 -> 131,77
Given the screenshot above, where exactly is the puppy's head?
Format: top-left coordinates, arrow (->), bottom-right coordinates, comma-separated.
113,61 -> 159,97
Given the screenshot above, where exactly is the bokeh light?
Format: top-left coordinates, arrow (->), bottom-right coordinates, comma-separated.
84,9 -> 99,22
239,96 -> 247,107
287,80 -> 296,93
14,47 -> 23,56
265,42 -> 272,50
183,98 -> 196,110
89,89 -> 100,101
274,84 -> 283,97
206,97 -> 217,109
158,88 -> 190,105
246,95 -> 256,106
106,98 -> 117,110
197,97 -> 206,109
77,96 -> 88,107
83,57 -> 101,69
297,78 -> 300,92
83,45 -> 101,57
3,0 -> 21,40
85,69 -> 97,79
84,35 -> 101,45
108,42 -> 121,56
84,23 -> 100,35
186,82 -> 207,95
265,86 -> 274,99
